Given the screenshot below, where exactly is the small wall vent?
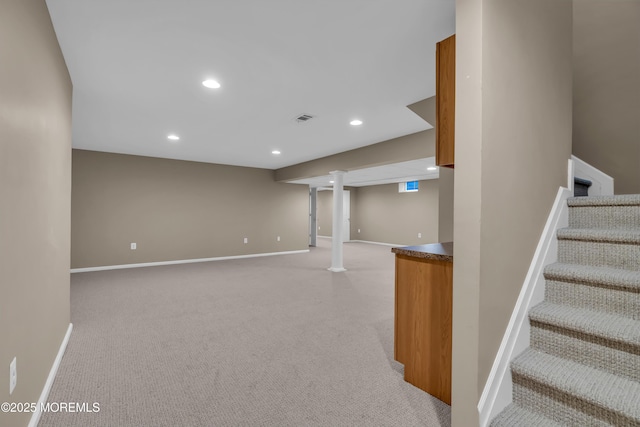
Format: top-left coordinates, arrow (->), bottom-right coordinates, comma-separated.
295,114 -> 314,123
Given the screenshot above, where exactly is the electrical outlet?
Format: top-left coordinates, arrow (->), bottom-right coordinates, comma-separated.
130,242 -> 137,250
243,237 -> 248,244
418,233 -> 422,238
9,357 -> 16,395
277,236 -> 280,242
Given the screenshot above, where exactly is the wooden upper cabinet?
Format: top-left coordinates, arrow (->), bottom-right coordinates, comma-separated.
436,34 -> 455,168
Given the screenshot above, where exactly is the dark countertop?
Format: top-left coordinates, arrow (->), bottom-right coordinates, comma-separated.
391,242 -> 453,262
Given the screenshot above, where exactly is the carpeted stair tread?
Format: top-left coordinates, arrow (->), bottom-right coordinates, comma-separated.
490,403 -> 563,427
512,349 -> 640,420
544,263 -> 640,292
568,201 -> 640,230
529,302 -> 640,347
557,228 -> 640,244
567,194 -> 640,207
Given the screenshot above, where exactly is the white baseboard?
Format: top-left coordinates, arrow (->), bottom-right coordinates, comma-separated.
29,323 -> 73,427
71,249 -> 310,273
349,240 -> 406,248
314,236 -> 406,247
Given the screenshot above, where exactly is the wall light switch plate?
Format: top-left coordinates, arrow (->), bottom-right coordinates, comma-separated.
243,237 -> 248,244
418,233 -> 422,238
130,243 -> 137,250
358,229 -> 361,233
277,236 -> 280,242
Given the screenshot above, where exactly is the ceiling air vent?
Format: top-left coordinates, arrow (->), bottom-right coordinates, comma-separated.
295,114 -> 314,123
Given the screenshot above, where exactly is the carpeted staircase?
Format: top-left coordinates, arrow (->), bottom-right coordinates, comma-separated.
491,194 -> 640,426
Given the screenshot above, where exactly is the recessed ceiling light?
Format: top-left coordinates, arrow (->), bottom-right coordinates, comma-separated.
427,166 -> 438,171
167,134 -> 180,141
350,119 -> 363,126
272,150 -> 281,155
329,180 -> 335,184
202,79 -> 221,89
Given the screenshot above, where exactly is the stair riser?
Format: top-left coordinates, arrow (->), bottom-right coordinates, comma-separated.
545,280 -> 640,320
574,184 -> 590,197
569,206 -> 640,230
530,322 -> 640,382
558,240 -> 640,271
489,405 -> 561,427
513,376 -> 637,426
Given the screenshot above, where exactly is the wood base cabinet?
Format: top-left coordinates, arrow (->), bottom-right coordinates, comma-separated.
394,253 -> 453,404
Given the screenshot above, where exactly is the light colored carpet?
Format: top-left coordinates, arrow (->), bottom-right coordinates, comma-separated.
39,239 -> 451,427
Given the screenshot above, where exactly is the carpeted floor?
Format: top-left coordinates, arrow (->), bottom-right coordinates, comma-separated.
39,239 -> 451,427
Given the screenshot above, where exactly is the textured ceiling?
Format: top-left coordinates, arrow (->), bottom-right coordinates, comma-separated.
46,0 -> 455,171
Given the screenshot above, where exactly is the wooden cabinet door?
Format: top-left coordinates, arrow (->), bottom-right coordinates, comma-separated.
394,254 -> 453,404
436,34 -> 455,168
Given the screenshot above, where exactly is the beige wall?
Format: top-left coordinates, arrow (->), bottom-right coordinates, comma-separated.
451,1 -> 483,422
453,1 -> 573,425
275,127 -> 435,182
438,167 -> 455,242
0,1 -> 72,426
315,188 -> 357,238
71,150 -> 309,268
353,181 -> 439,245
316,190 -> 334,237
573,0 -> 640,194
408,96 -> 436,125
316,181 -> 439,245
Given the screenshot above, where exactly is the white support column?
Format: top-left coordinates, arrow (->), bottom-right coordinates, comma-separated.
309,187 -> 317,247
329,170 -> 347,272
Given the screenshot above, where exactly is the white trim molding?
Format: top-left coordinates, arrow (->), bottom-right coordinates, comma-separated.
71,250 -> 310,273
568,157 -> 575,195
29,323 -> 73,427
349,240 -> 407,248
478,159 -> 575,426
572,155 -> 614,196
